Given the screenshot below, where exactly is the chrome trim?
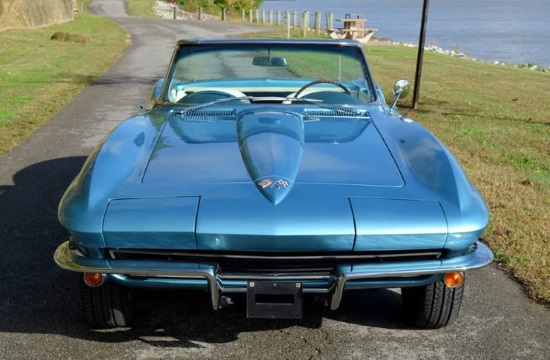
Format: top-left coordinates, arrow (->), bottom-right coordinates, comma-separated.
108,249 -> 442,261
329,241 -> 493,310
54,241 -> 493,312
219,273 -> 333,281
55,242 -> 220,310
217,286 -> 333,295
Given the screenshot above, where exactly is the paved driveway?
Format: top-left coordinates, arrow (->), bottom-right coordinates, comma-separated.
0,1 -> 548,359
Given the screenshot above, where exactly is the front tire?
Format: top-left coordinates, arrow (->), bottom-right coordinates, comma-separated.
79,276 -> 135,328
401,278 -> 464,329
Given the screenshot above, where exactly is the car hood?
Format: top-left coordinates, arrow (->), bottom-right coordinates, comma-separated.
101,108 -> 452,252
142,108 -> 404,199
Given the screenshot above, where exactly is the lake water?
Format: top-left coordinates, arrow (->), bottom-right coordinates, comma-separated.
260,0 -> 550,67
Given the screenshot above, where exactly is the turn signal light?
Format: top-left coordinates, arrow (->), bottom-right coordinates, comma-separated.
84,273 -> 105,287
444,272 -> 464,288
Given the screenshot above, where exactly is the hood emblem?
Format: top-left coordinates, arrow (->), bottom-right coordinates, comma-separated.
258,178 -> 274,188
257,178 -> 289,190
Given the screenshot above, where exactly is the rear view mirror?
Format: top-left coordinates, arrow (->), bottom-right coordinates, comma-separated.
252,56 -> 287,67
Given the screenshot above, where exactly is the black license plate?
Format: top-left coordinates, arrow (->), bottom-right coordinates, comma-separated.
246,281 -> 303,319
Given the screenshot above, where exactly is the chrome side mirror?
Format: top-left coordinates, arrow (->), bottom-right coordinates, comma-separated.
390,80 -> 410,111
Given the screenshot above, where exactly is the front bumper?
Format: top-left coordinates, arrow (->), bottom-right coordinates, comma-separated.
54,241 -> 493,310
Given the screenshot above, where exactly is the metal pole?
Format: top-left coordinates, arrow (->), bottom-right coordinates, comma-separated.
413,0 -> 430,109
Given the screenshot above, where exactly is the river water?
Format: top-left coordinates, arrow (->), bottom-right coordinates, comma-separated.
260,0 -> 550,67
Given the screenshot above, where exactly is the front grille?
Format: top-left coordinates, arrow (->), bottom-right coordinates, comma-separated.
108,249 -> 443,274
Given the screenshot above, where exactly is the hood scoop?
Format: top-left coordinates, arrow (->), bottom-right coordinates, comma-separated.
238,111 -> 304,205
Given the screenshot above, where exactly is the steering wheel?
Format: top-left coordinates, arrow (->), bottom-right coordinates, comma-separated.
294,79 -> 351,98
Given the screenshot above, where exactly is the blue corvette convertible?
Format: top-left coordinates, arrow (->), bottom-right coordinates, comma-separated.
54,39 -> 493,329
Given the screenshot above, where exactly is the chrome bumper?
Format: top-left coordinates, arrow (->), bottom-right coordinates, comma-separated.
54,241 -> 493,311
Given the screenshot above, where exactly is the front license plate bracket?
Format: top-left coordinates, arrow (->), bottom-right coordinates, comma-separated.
247,281 -> 303,319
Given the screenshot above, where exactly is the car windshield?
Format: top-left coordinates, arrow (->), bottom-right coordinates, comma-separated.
164,42 -> 375,105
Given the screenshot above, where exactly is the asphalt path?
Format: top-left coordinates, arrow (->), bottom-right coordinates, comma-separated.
0,1 -> 548,359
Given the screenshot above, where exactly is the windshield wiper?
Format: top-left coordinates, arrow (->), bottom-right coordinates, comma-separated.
285,96 -> 365,117
175,96 -> 322,115
174,96 -> 253,115
174,95 -> 364,117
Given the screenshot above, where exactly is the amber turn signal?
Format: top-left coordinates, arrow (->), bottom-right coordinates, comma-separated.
444,272 -> 464,288
84,272 -> 105,287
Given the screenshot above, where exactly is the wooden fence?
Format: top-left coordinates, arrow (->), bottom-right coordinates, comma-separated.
239,9 -> 335,37
182,7 -> 374,41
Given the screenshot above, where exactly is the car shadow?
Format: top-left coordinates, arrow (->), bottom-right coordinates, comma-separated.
77,287 -> 410,347
0,157 -> 411,348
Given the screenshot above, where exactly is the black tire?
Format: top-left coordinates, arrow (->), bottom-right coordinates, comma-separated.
79,276 -> 135,328
401,278 -> 464,329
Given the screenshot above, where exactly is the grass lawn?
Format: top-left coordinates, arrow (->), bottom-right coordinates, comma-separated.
0,12 -> 128,155
368,42 -> 550,304
125,0 -> 158,17
1,4 -> 548,304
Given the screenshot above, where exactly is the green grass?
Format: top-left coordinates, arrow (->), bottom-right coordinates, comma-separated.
0,13 -> 128,155
125,0 -> 158,18
364,43 -> 550,303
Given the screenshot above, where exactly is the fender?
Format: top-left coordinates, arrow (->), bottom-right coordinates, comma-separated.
58,111 -> 166,249
370,111 -> 489,252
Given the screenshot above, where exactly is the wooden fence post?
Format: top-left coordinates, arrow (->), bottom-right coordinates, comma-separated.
285,11 -> 291,39
315,12 -> 321,35
302,12 -> 309,37
327,12 -> 333,31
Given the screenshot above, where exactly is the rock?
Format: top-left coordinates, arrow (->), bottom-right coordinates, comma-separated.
50,31 -> 89,43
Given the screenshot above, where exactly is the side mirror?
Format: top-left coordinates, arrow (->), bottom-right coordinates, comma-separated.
142,78 -> 164,111
153,78 -> 165,99
390,79 -> 410,111
252,56 -> 287,67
